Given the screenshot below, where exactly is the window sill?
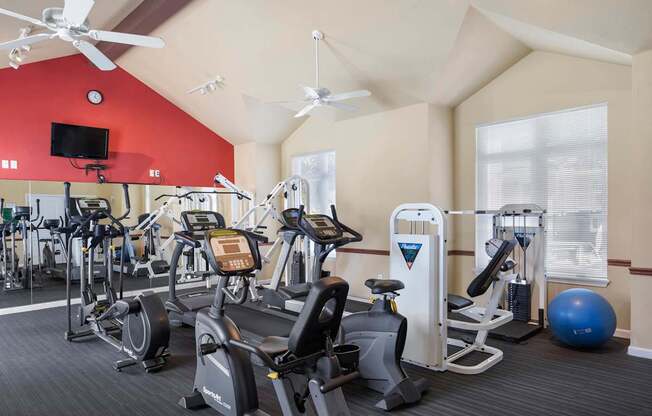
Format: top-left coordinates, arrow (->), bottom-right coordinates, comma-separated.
546,275 -> 610,288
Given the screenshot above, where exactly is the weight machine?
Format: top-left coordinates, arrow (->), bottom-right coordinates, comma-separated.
389,203 -> 518,374
222,174 -> 311,301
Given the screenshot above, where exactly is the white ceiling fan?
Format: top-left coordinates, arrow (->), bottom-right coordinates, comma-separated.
0,0 -> 165,71
273,30 -> 371,118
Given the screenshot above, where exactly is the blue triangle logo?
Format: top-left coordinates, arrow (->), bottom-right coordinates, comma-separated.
398,242 -> 422,270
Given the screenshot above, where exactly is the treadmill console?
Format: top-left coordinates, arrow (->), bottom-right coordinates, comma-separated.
75,198 -> 111,218
301,214 -> 342,240
205,229 -> 257,275
180,210 -> 226,239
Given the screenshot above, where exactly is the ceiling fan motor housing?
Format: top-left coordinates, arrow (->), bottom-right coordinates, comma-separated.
42,7 -> 89,32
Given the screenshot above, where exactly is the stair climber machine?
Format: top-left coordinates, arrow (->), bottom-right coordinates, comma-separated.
262,205 -> 428,410
179,227 -> 361,416
63,182 -> 170,372
166,210 -> 228,327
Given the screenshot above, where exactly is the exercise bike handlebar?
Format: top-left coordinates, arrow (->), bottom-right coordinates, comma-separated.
228,339 -> 359,390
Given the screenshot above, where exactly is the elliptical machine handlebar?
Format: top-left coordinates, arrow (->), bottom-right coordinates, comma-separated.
63,181 -> 71,223
330,204 -> 362,244
30,198 -> 40,223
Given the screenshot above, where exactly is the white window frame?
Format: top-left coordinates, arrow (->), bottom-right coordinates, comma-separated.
475,103 -> 609,287
291,150 -> 337,259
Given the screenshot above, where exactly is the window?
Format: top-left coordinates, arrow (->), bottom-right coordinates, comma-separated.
475,104 -> 608,285
292,151 -> 336,216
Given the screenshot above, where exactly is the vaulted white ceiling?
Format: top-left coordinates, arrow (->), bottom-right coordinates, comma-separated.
2,0 -> 651,146
0,0 -> 142,69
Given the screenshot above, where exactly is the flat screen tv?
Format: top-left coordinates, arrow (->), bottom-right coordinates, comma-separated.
50,122 -> 109,160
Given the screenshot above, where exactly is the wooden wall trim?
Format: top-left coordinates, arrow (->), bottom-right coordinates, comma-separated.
448,250 -> 475,257
336,248 -> 476,257
629,267 -> 652,276
337,248 -> 390,256
608,259 -> 632,267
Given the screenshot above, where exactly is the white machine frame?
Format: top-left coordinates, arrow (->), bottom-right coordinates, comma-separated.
389,203 -> 515,375
126,196 -> 182,279
228,175 -> 311,295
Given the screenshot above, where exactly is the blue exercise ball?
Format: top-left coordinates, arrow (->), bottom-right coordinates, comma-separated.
548,288 -> 616,348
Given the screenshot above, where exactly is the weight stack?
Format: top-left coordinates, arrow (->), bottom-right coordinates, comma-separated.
290,251 -> 305,285
507,280 -> 531,322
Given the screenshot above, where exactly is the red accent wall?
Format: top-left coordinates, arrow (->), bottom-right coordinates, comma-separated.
0,54 -> 233,186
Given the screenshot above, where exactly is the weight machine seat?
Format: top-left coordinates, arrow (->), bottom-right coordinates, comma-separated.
258,336 -> 290,359
467,239 -> 517,298
447,294 -> 474,312
365,278 -> 404,294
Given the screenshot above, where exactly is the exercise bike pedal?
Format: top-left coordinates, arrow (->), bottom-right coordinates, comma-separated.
178,390 -> 208,410
199,342 -> 219,356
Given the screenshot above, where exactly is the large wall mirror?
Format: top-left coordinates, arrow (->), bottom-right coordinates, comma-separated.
0,179 -> 248,312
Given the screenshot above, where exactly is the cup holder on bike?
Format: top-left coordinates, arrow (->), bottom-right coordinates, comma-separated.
334,344 -> 360,372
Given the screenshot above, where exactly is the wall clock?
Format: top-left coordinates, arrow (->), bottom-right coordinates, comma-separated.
87,90 -> 103,105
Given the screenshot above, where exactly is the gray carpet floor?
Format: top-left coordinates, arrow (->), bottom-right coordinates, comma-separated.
0,305 -> 651,416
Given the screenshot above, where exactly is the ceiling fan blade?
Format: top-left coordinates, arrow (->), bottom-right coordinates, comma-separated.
88,30 -> 165,48
324,89 -> 371,102
0,33 -> 50,50
294,103 -> 318,118
327,101 -> 357,112
73,40 -> 116,71
0,7 -> 46,27
63,0 -> 95,26
301,85 -> 320,99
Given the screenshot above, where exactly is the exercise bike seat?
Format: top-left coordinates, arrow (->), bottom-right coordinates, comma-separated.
447,294 -> 474,312
258,336 -> 289,359
365,278 -> 404,294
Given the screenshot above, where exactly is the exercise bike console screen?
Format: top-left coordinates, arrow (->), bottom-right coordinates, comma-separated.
206,230 -> 256,274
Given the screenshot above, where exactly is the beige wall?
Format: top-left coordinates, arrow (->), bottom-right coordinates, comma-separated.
629,50 -> 652,352
453,51 -> 633,330
280,103 -> 453,297
234,142 -> 282,278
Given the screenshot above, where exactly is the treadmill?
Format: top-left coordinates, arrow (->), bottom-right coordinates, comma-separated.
166,211 -> 296,338
165,210 -> 225,327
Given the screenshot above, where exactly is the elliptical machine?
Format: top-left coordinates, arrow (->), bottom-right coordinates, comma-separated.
1,200 -> 41,291
180,228 -> 360,416
63,182 -> 170,372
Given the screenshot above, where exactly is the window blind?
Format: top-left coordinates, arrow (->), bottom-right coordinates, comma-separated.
475,104 -> 608,283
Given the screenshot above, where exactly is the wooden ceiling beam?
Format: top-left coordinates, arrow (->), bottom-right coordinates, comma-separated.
97,0 -> 193,61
